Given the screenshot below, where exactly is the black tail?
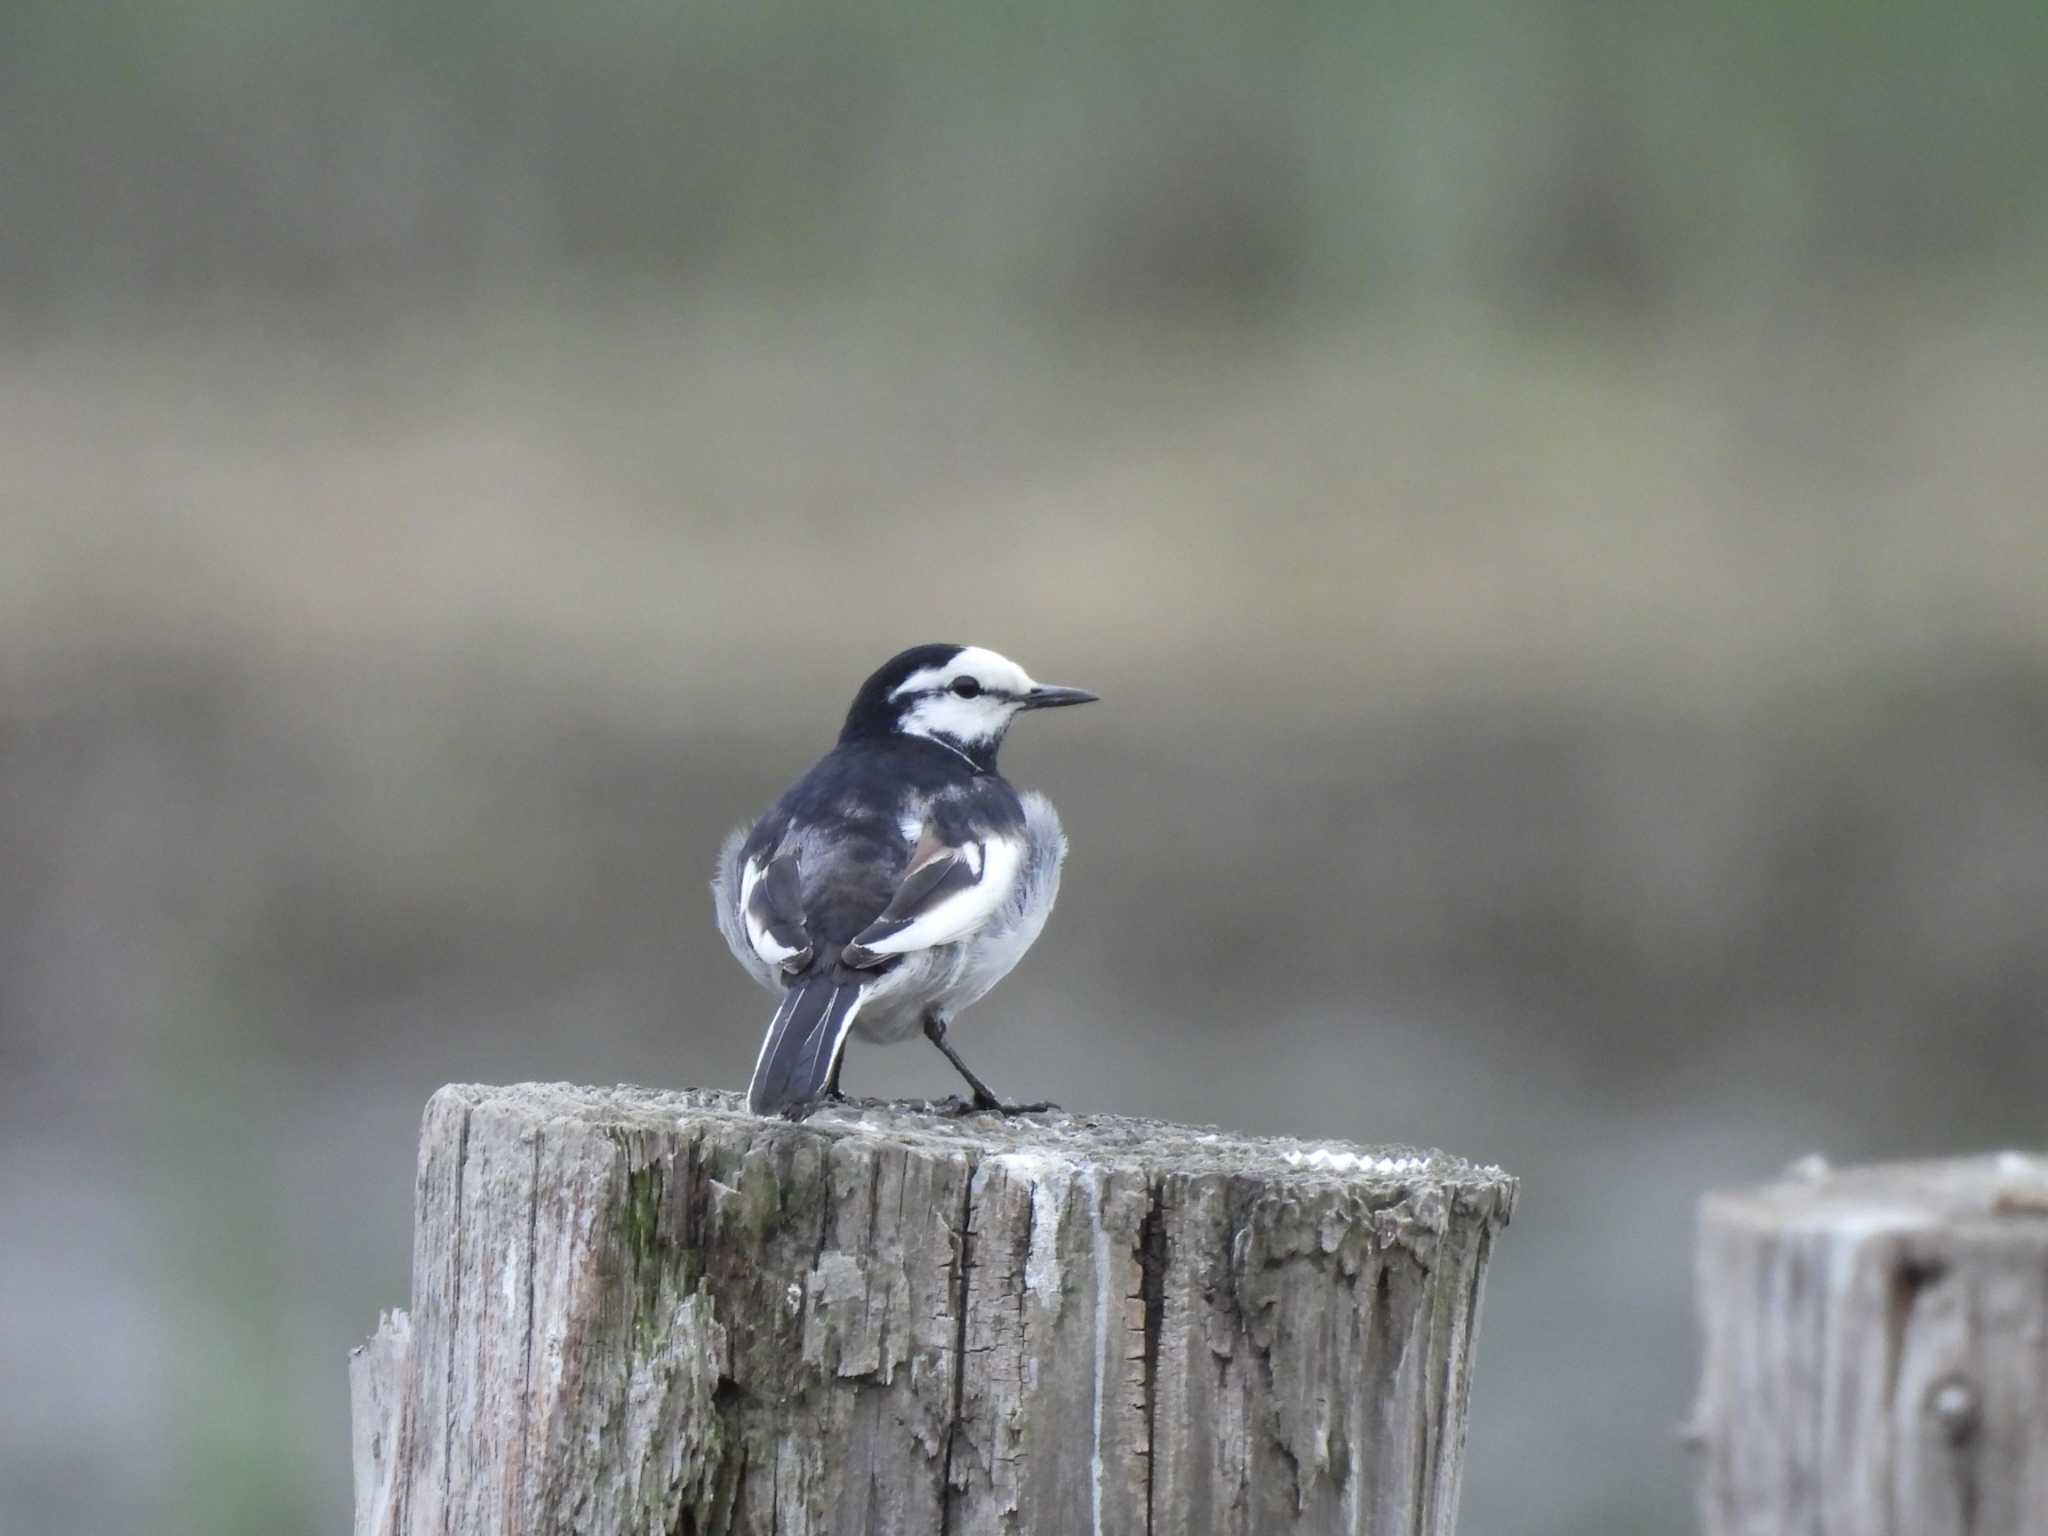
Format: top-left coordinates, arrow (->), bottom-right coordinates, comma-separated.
747,978 -> 867,1117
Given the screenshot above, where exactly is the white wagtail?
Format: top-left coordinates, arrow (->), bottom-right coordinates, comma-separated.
714,644 -> 1096,1119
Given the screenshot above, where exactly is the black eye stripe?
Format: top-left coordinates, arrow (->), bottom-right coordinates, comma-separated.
949,676 -> 982,698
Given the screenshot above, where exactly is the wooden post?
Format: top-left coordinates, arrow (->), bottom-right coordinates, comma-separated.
1693,1153 -> 2048,1536
351,1083 -> 1515,1536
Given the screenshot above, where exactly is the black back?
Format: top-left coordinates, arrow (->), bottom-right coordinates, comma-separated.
744,734 -> 1026,948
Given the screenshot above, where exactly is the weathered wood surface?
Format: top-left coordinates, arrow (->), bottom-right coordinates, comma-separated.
1694,1152 -> 2048,1536
351,1082 -> 1517,1536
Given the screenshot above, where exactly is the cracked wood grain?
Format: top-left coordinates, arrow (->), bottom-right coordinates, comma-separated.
350,1083 -> 1517,1536
1694,1153 -> 2048,1536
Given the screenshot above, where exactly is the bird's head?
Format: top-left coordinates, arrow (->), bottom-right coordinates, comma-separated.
840,643 -> 1097,770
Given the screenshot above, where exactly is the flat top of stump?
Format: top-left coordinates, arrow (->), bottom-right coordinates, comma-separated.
1705,1151 -> 2048,1234
437,1081 -> 1517,1218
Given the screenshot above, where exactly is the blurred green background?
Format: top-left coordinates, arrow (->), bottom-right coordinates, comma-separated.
4,2 -> 2046,1533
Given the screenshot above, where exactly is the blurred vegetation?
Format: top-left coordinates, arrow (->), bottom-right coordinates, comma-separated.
3,4 -> 2046,1536
4,0 -> 2047,323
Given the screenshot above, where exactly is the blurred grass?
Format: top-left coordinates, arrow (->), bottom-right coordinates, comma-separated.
7,290 -> 2046,692
4,1 -> 2047,319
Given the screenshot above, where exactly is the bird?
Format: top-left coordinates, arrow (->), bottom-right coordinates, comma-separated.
713,643 -> 1096,1119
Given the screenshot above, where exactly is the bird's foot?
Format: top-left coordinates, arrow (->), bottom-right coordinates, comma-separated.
934,1093 -> 1062,1118
920,1012 -> 1057,1115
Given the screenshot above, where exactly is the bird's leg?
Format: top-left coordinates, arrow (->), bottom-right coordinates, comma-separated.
824,1046 -> 847,1102
922,1009 -> 1058,1115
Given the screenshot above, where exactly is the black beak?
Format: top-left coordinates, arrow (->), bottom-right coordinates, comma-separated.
1020,684 -> 1099,711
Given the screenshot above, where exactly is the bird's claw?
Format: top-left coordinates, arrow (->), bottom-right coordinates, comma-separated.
935,1094 -> 1062,1118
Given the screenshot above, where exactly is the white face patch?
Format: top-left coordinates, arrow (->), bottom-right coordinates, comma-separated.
889,646 -> 1036,701
897,691 -> 1021,749
891,646 -> 1038,749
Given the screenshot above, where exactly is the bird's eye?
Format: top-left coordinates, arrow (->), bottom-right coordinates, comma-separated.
950,676 -> 982,699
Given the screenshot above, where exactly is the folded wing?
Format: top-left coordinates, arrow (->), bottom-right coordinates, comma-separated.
843,830 -> 1023,968
741,851 -> 814,972
716,831 -> 815,989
